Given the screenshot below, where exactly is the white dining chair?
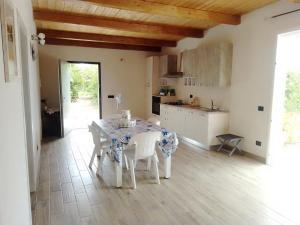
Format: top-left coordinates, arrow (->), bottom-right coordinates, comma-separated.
147,117 -> 160,126
88,125 -> 110,172
146,117 -> 160,170
124,131 -> 161,189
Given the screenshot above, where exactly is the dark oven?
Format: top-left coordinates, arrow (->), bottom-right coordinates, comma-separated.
152,96 -> 161,115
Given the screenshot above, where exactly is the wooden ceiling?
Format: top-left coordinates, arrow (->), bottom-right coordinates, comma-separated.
32,0 -> 277,52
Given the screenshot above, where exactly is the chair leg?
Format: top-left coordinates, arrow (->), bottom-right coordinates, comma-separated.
217,139 -> 226,152
124,154 -> 129,170
153,157 -> 160,185
146,157 -> 152,171
134,160 -> 137,168
98,148 -> 103,157
97,150 -> 106,175
129,160 -> 136,189
89,146 -> 97,168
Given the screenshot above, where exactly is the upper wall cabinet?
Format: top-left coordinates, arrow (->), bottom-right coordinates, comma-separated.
182,49 -> 196,77
182,42 -> 233,87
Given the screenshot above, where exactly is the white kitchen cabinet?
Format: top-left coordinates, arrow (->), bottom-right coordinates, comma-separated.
182,42 -> 233,87
160,104 -> 229,149
171,107 -> 186,135
175,108 -> 185,135
161,105 -> 181,134
183,110 -> 208,145
167,106 -> 177,132
184,110 -> 194,139
182,49 -> 196,77
196,42 -> 232,87
160,104 -> 169,128
188,111 -> 208,145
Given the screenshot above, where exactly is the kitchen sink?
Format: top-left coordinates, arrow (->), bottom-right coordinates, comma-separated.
198,107 -> 224,112
182,105 -> 221,112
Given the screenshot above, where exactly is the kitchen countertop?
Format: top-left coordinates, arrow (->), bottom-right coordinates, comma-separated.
153,95 -> 177,97
160,103 -> 229,113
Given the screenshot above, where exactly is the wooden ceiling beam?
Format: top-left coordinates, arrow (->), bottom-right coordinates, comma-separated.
37,28 -> 177,47
78,0 -> 241,25
33,9 -> 204,38
45,37 -> 162,52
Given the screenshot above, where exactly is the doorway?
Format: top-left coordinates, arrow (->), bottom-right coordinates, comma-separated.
268,30 -> 300,167
59,61 -> 101,137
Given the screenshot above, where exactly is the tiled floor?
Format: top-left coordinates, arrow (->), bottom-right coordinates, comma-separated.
31,129 -> 300,225
64,98 -> 98,135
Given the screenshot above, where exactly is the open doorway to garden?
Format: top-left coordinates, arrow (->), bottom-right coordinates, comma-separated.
283,71 -> 300,151
269,30 -> 300,167
59,61 -> 101,136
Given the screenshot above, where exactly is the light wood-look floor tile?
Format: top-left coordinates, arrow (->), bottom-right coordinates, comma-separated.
80,216 -> 98,225
32,129 -> 300,225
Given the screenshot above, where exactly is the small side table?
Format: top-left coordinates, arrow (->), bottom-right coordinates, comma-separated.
216,134 -> 243,157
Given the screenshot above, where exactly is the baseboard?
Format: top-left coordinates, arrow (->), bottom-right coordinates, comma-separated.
243,151 -> 266,164
179,136 -> 266,164
179,136 -> 208,151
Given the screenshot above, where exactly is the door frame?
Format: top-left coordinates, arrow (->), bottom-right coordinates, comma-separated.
58,60 -> 102,137
267,29 -> 300,165
58,60 -> 69,137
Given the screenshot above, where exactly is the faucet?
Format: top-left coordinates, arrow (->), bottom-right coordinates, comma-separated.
210,99 -> 220,111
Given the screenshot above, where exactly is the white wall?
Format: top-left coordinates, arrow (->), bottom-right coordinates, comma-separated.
39,45 -> 156,119
163,0 -> 300,159
0,0 -> 40,224
19,21 -> 41,193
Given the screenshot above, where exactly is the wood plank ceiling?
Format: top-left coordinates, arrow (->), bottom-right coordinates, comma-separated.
32,0 -> 277,52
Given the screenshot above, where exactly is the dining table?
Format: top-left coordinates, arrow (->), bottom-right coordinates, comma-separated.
92,117 -> 178,188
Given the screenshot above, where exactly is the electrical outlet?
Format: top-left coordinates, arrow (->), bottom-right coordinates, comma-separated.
256,141 -> 262,147
108,95 -> 114,98
190,94 -> 193,98
258,106 -> 264,111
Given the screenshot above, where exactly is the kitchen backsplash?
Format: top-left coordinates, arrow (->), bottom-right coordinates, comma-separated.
160,78 -> 177,87
175,78 -> 230,110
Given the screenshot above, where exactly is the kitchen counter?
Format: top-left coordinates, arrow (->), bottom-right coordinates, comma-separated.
160,103 -> 229,113
160,103 -> 229,148
153,95 -> 177,97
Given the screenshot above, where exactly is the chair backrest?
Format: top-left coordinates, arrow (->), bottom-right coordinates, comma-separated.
88,125 -> 101,146
147,117 -> 160,126
129,131 -> 161,159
